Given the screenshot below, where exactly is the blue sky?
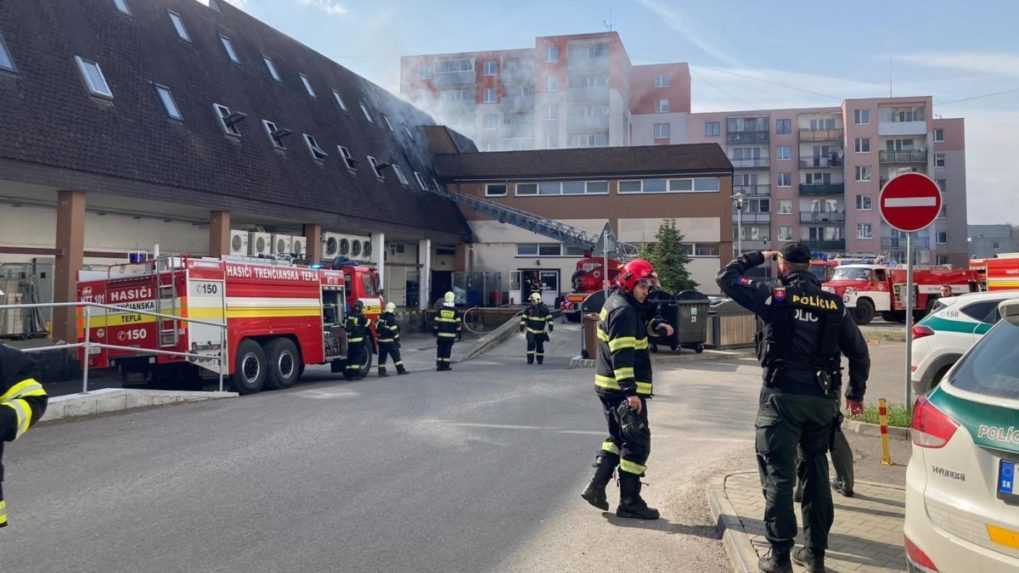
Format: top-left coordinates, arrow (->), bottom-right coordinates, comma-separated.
221,0 -> 1019,225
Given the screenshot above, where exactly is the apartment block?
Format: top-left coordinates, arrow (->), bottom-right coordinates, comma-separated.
401,32 -> 691,151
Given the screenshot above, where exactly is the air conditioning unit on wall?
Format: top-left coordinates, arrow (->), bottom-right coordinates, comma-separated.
249,232 -> 272,257
323,233 -> 342,259
271,234 -> 293,257
291,236 -> 307,258
229,230 -> 249,256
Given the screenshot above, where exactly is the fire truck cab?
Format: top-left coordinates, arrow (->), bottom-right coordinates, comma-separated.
559,256 -> 622,321
77,256 -> 382,394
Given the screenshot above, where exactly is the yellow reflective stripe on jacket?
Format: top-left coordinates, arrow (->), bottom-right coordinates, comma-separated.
619,459 -> 647,476
596,328 -> 610,342
595,374 -> 620,390
635,382 -> 653,395
614,367 -> 635,381
0,378 -> 46,402
437,332 -> 458,338
601,440 -> 620,455
634,338 -> 649,350
435,317 -> 459,323
526,328 -> 546,334
599,308 -> 608,321
0,499 -> 7,527
348,337 -> 364,343
608,336 -> 636,352
2,398 -> 32,440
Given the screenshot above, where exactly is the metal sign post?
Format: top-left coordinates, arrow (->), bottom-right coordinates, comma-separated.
905,232 -> 913,410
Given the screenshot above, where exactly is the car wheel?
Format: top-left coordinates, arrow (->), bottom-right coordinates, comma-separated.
855,299 -> 874,325
232,339 -> 267,395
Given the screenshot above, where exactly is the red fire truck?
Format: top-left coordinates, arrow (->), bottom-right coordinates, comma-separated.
822,264 -> 982,324
558,256 -> 623,321
985,254 -> 1019,291
77,256 -> 382,393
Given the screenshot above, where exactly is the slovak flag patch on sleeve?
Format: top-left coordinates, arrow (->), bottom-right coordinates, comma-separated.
739,277 -> 753,287
773,287 -> 787,301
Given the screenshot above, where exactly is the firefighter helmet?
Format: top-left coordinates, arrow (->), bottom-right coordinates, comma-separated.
353,300 -> 365,314
443,291 -> 456,306
385,302 -> 396,313
617,259 -> 659,293
529,292 -> 542,304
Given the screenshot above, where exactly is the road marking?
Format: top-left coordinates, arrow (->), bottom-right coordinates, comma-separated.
293,389 -> 360,400
884,197 -> 937,208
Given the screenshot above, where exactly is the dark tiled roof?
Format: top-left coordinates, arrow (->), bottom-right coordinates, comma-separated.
433,144 -> 732,181
0,0 -> 468,238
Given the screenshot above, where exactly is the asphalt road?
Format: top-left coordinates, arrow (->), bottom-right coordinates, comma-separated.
3,324 -> 763,573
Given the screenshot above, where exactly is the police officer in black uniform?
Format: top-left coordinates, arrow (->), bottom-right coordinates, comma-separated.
344,301 -> 371,380
717,243 -> 869,573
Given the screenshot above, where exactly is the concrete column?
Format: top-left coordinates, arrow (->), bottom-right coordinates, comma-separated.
418,239 -> 431,310
372,232 -> 385,291
454,243 -> 469,272
209,211 -> 231,258
53,190 -> 85,343
304,224 -> 322,264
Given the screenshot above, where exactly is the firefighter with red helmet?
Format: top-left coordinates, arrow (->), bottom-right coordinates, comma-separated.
1,344 -> 48,528
580,259 -> 673,520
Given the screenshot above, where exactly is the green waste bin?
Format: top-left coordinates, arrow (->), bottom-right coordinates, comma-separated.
675,290 -> 709,353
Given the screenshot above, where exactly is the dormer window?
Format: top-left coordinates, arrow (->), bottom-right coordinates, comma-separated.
263,120 -> 290,149
300,73 -> 316,97
264,57 -> 281,81
113,0 -> 131,15
392,164 -> 409,186
382,114 -> 394,132
338,145 -> 357,170
367,155 -> 384,179
75,56 -> 113,99
414,171 -> 428,191
304,134 -> 328,161
155,84 -> 183,121
360,101 -> 374,123
213,103 -> 245,136
333,90 -> 348,112
220,34 -> 240,64
0,34 -> 17,73
168,10 -> 191,42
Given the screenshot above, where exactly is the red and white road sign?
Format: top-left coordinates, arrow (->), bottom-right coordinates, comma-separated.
879,173 -> 942,233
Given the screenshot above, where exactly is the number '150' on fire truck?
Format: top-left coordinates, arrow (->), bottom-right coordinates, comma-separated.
77,256 -> 382,394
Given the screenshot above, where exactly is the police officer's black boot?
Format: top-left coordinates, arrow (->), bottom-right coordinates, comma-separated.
616,472 -> 659,520
396,364 -> 408,375
792,547 -> 825,573
580,454 -> 615,511
378,366 -> 388,377
758,547 -> 793,573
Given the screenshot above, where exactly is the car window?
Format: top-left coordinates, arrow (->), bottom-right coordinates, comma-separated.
362,273 -> 377,297
960,300 -> 998,322
949,318 -> 1019,400
832,268 -> 871,281
930,300 -> 949,314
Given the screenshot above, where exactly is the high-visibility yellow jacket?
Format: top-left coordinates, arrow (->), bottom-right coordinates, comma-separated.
432,307 -> 462,340
1,344 -> 49,528
595,290 -> 655,398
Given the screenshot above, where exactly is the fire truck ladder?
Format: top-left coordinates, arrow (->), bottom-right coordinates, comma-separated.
430,182 -> 639,256
155,259 -> 180,348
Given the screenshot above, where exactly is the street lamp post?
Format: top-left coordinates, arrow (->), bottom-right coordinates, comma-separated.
734,192 -> 746,256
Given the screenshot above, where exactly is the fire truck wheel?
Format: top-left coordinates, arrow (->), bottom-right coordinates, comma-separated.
232,339 -> 267,395
266,338 -> 301,390
854,299 -> 874,325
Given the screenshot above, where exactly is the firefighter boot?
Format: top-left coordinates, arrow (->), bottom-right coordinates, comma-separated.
527,353 -> 534,365
378,366 -> 388,377
580,454 -> 616,511
396,364 -> 408,375
758,548 -> 793,573
537,355 -> 544,365
792,547 -> 825,573
616,472 -> 659,520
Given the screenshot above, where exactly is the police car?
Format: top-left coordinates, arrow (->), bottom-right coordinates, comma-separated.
910,291 -> 1019,396
904,298 -> 1019,572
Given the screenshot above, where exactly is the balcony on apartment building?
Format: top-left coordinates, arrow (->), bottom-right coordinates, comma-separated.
502,93 -> 536,114
804,239 -> 846,251
734,183 -> 771,197
879,149 -> 928,164
798,182 -> 845,196
733,212 -> 771,224
566,113 -> 611,131
798,155 -> 843,169
878,117 -> 927,136
727,130 -> 770,145
800,211 -> 845,224
730,157 -> 770,169
434,70 -> 477,87
567,85 -> 611,103
798,127 -> 844,142
881,236 -> 931,250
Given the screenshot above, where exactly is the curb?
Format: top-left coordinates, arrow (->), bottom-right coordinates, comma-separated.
843,419 -> 911,441
569,355 -> 595,369
707,472 -> 759,573
39,388 -> 238,423
458,311 -> 522,363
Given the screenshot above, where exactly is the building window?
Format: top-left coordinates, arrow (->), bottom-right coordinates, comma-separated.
381,114 -> 394,132
855,165 -> 872,182
937,231 -> 948,245
545,104 -> 558,120
777,146 -> 792,160
417,64 -> 432,79
262,120 -> 287,149
778,226 -> 793,241
484,87 -> 497,103
657,98 -> 670,113
778,200 -> 792,214
517,243 -> 563,257
485,183 -> 507,197
705,121 -> 720,137
484,60 -> 498,76
655,73 -> 670,88
220,34 -> 240,64
854,137 -> 870,153
936,255 -> 949,265
777,173 -> 791,187
653,123 -> 670,139
939,203 -> 948,219
545,75 -> 558,92
263,57 -> 281,81
538,181 -> 562,195
332,90 -> 348,112
934,128 -> 945,143
304,134 -> 327,161
935,152 -> 946,167
857,224 -> 873,240
338,146 -> 357,170
775,119 -> 792,134
586,181 -> 609,194
855,194 -> 872,210
297,74 -> 316,97
360,101 -> 374,123
482,113 -> 500,129
516,182 -> 538,196
853,109 -> 870,125
0,33 -> 16,73
154,84 -> 182,121
414,171 -> 429,191
75,56 -> 113,99
546,46 -> 559,63
392,164 -> 409,186
366,155 -> 384,179
167,10 -> 191,42
213,103 -> 243,136
113,0 -> 131,14
936,178 -> 947,193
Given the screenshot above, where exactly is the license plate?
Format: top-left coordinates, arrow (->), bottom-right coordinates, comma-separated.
998,460 -> 1018,497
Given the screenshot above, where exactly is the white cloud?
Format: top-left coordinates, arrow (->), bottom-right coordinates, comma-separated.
891,52 -> 1019,78
297,0 -> 348,16
633,0 -> 741,67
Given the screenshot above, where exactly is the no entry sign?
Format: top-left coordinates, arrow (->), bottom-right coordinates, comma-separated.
879,173 -> 942,233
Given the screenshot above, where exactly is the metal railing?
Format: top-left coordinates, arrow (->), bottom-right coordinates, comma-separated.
799,156 -> 843,169
799,182 -> 845,195
879,149 -> 928,163
798,128 -> 844,142
726,131 -> 770,145
0,301 -> 227,394
800,211 -> 846,223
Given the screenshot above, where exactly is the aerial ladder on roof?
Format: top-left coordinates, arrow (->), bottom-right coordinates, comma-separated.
428,181 -> 639,257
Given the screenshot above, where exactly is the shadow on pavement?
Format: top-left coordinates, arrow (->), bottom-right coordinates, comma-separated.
601,513 -> 723,540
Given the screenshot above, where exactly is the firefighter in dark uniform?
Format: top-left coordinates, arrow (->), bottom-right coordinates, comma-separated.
376,302 -> 407,377
344,301 -> 371,380
717,243 -> 869,573
433,291 -> 462,371
1,344 -> 49,528
520,292 -> 553,365
580,259 -> 673,520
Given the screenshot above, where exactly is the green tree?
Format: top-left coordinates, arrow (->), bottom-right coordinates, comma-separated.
646,219 -> 698,293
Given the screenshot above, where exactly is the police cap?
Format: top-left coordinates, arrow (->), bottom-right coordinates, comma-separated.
779,243 -> 812,264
